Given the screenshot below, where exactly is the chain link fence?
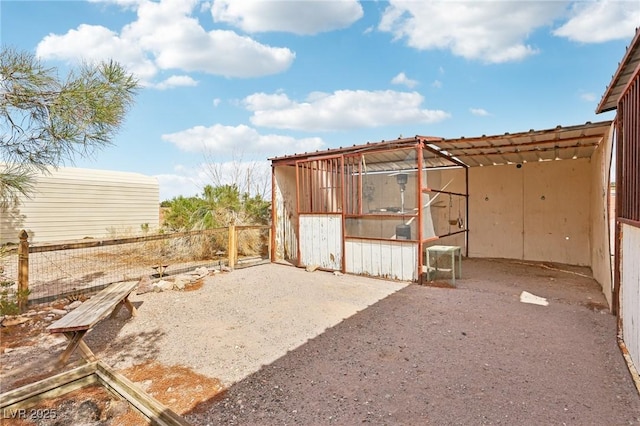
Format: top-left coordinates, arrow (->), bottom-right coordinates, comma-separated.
2,226 -> 270,306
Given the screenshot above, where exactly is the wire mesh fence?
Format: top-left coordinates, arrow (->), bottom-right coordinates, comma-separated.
235,225 -> 271,265
2,226 -> 270,306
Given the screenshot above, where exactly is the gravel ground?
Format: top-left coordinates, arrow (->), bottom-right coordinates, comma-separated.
180,259 -> 640,425
98,263 -> 407,386
2,258 -> 640,425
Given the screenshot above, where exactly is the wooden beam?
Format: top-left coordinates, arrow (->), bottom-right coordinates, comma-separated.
27,228 -> 227,254
0,363 -> 99,412
227,225 -> 237,268
95,361 -> 191,426
0,361 -> 191,426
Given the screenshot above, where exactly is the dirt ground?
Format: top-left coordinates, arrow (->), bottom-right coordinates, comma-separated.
2,258 -> 640,425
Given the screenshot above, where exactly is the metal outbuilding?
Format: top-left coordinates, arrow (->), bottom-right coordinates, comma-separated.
270,120 -> 613,303
0,166 -> 159,244
597,27 -> 640,392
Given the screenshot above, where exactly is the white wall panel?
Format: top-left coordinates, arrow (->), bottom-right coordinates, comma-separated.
621,223 -> 640,377
299,214 -> 342,270
346,239 -> 417,281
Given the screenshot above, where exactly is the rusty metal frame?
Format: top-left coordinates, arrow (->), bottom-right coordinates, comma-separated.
272,136 -> 470,281
619,75 -> 640,223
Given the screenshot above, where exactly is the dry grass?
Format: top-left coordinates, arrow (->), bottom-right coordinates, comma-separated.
120,361 -> 224,415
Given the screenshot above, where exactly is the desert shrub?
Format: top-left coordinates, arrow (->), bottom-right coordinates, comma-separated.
162,184 -> 270,232
0,278 -> 19,315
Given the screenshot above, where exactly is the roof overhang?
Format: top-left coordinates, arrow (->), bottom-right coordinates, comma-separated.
597,27 -> 640,113
269,136 -> 442,165
424,120 -> 613,168
270,121 -> 613,170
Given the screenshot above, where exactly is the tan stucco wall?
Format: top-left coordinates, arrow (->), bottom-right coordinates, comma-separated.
465,159 -> 592,266
468,165 -> 524,259
589,127 -> 614,307
522,160 -> 591,265
273,165 -> 299,262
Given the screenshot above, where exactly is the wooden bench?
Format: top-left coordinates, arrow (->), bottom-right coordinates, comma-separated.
47,280 -> 138,366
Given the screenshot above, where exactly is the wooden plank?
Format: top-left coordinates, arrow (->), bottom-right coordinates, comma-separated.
28,228 -> 227,254
95,362 -> 191,426
0,362 -> 98,410
2,376 -> 98,413
47,281 -> 138,333
1,361 -> 191,425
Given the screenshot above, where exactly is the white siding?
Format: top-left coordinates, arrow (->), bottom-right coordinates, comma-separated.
346,239 -> 417,281
1,166 -> 159,244
299,214 -> 342,270
621,223 -> 640,376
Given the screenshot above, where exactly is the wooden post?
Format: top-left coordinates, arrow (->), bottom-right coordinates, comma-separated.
228,225 -> 237,268
17,230 -> 29,312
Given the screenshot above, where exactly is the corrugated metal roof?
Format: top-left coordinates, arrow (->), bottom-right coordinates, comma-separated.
269,136 -> 442,164
270,121 -> 612,169
429,120 -> 612,167
597,27 -> 640,113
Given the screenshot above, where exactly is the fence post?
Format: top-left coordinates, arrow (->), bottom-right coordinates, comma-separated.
17,229 -> 29,312
228,225 -> 237,268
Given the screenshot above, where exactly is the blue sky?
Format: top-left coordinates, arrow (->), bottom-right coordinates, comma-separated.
2,0 -> 639,201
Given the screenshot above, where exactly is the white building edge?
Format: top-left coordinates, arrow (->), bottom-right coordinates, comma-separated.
1,165 -> 159,244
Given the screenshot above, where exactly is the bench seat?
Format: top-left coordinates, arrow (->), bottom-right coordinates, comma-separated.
47,280 -> 138,366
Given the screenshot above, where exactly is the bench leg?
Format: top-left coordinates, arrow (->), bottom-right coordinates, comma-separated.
58,331 -> 96,366
110,294 -> 138,319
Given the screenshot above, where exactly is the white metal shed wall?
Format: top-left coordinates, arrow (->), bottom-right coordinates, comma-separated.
621,224 -> 640,379
0,166 -> 159,244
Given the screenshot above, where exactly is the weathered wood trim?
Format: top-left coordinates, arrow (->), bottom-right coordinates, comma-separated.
46,281 -> 138,333
27,228 -> 227,254
95,361 -> 191,426
0,362 -> 191,426
0,363 -> 98,411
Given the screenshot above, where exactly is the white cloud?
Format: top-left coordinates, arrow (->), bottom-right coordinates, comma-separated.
470,108 -> 490,117
36,24 -> 158,81
553,0 -> 640,43
213,98 -> 221,107
36,0 -> 295,85
580,92 -> 597,102
244,90 -> 450,131
210,0 -> 363,35
379,1 -> 566,63
88,0 -> 143,9
155,172 -> 201,201
154,75 -> 198,90
161,124 -> 325,157
391,72 -> 418,88
432,80 -> 442,89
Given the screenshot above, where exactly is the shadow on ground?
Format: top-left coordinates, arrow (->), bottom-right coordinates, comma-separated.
183,259 -> 640,425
